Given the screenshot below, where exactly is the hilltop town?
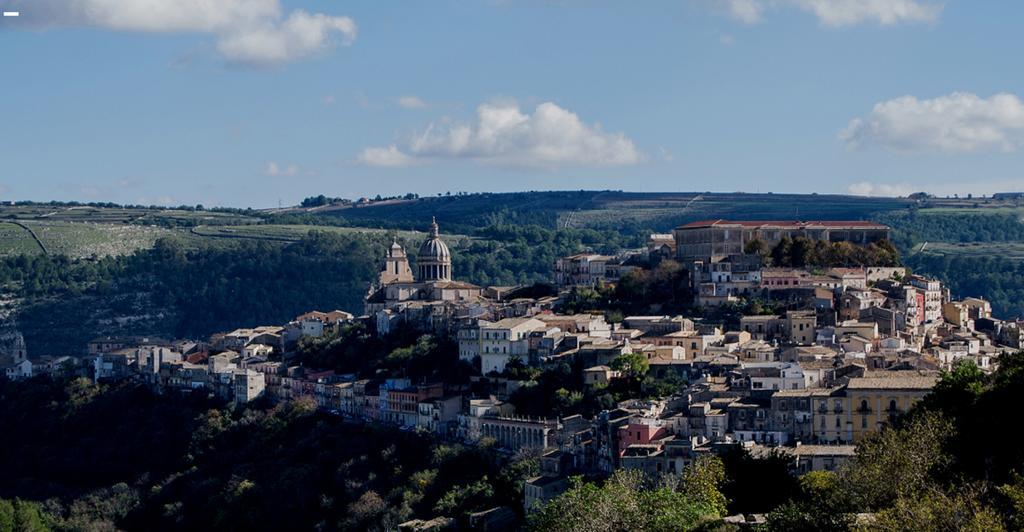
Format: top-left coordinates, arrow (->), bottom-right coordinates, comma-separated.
4,216 -> 1022,527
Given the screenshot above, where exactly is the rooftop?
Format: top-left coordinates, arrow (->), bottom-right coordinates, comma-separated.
676,219 -> 890,230
846,375 -> 937,390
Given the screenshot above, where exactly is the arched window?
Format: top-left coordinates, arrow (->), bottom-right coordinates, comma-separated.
889,399 -> 897,412
860,399 -> 869,411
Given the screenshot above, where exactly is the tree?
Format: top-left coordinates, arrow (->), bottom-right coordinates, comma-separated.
839,411 -> 953,511
610,353 -> 649,379
916,358 -> 986,421
744,238 -> 767,256
763,472 -> 853,532
530,458 -> 728,532
771,237 -> 793,266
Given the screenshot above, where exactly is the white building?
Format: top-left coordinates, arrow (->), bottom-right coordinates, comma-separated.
232,368 -> 266,405
480,317 -> 546,374
457,320 -> 491,362
0,330 -> 32,380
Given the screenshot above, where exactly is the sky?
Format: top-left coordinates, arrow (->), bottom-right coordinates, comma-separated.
1,0 -> 1023,208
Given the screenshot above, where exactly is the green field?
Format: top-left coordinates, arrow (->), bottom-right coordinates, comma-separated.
914,241 -> 1024,260
0,204 -> 259,225
913,206 -> 1024,224
0,222 -> 45,255
313,191 -> 916,232
0,221 -> 179,258
189,223 -> 474,244
0,218 -> 476,258
3,192 -> 1023,263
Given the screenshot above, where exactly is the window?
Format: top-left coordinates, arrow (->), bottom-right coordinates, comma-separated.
861,417 -> 867,428
835,417 -> 841,428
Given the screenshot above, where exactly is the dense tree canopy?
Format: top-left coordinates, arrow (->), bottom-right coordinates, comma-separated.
530,456 -> 728,532
0,377 -> 536,531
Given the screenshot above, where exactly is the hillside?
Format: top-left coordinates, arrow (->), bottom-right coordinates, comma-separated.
3,192 -> 1024,357
303,191 -> 916,233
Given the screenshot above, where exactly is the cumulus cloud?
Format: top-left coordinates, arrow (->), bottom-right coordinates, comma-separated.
358,101 -> 642,167
849,180 -> 1024,198
847,182 -> 914,197
7,0 -> 356,65
356,145 -> 416,168
397,96 -> 428,109
217,11 -> 356,65
720,0 -> 764,24
840,92 -> 1024,153
265,161 -> 300,176
718,0 -> 941,26
791,0 -> 941,26
134,195 -> 176,206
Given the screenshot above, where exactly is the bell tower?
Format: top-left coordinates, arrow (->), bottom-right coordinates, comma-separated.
379,239 -> 414,285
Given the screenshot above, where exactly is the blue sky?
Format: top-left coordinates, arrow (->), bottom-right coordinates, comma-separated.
1,0 -> 1022,207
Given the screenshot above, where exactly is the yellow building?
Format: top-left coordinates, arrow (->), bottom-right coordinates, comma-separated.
845,373 -> 936,442
811,371 -> 937,444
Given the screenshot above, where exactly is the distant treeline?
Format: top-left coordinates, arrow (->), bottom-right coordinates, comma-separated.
1,200 -> 257,215
877,211 -> 1024,248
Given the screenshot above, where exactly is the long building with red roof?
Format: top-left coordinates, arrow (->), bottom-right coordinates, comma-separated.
673,219 -> 890,263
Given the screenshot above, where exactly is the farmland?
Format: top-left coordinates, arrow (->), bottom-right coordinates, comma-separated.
912,241 -> 1024,261
0,204 -> 259,225
311,191 -> 917,232
189,224 -> 473,246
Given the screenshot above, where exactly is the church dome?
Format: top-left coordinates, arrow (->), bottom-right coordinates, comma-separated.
419,235 -> 451,261
418,218 -> 451,261
418,217 -> 452,281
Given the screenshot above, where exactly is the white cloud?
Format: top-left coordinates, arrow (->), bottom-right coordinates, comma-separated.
265,161 -> 300,176
849,180 -> 1024,198
359,101 -> 642,167
847,182 -> 914,197
841,92 -> 1024,153
134,195 -> 176,206
217,11 -> 356,65
397,95 -> 428,109
717,0 -> 941,26
721,0 -> 764,24
356,145 -> 416,167
9,0 -> 356,65
791,0 -> 942,26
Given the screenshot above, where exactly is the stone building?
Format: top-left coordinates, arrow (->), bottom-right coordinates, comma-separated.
365,218 -> 484,323
673,220 -> 891,264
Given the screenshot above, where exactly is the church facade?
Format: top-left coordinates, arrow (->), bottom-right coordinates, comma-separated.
365,218 -> 484,333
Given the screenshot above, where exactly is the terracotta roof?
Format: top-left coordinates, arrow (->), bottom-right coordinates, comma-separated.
676,220 -> 890,230
846,375 -> 937,390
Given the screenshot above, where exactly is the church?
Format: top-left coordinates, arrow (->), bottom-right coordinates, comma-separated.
365,218 -> 484,331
